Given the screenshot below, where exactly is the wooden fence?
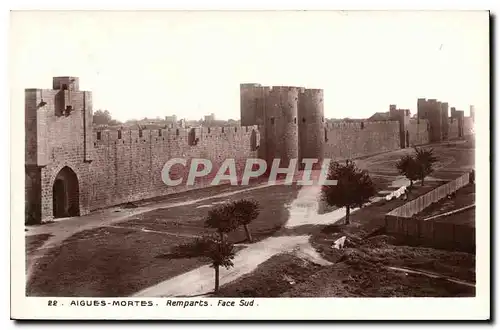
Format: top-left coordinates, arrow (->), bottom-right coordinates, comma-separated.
385,172 -> 474,252
387,172 -> 470,218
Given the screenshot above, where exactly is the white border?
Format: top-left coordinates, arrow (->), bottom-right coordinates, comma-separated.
6,2 -> 494,323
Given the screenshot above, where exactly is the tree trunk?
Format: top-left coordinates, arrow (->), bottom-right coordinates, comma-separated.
244,224 -> 253,242
214,265 -> 220,294
345,206 -> 350,225
218,231 -> 225,244
421,175 -> 425,186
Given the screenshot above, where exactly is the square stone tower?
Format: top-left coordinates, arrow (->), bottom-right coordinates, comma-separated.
25,76 -> 94,223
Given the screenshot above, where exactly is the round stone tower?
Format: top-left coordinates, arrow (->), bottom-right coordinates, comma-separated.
298,88 -> 325,169
263,86 -> 299,168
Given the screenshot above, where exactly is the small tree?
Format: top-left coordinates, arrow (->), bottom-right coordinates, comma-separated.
205,203 -> 239,243
321,160 -> 376,225
232,199 -> 260,242
414,147 -> 438,186
199,234 -> 235,294
395,155 -> 420,190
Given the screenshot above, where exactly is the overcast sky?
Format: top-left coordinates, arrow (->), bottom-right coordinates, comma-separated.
10,10 -> 489,122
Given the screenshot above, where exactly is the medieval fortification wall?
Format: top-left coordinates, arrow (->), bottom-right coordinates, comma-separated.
89,126 -> 259,211
324,121 -> 400,160
25,77 -> 474,223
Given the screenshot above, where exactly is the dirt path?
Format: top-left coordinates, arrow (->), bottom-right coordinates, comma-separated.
133,235 -> 313,297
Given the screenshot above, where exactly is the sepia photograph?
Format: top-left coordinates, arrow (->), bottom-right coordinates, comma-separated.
10,9 -> 490,320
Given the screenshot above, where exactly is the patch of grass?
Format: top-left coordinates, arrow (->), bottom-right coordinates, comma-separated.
282,260 -> 474,297
120,184 -> 301,244
27,227 -> 207,297
26,234 -> 52,254
215,253 -> 322,297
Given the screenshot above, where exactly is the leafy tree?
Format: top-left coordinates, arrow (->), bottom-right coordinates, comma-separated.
414,147 -> 438,186
321,160 -> 376,224
93,109 -> 121,126
395,154 -> 420,189
205,203 -> 239,243
201,235 -> 235,294
232,199 -> 260,242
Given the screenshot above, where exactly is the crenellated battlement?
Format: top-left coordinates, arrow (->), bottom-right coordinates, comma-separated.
325,120 -> 398,129
300,88 -> 323,95
92,125 -> 259,145
268,86 -> 300,93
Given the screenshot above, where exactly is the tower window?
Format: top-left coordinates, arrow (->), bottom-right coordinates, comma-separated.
294,117 -> 297,124
176,129 -> 180,136
158,129 -> 162,137
302,117 -> 306,123
118,130 -> 122,139
97,131 -> 102,140
139,130 -> 143,138
360,122 -> 365,129
270,117 -> 275,125
324,128 -> 328,142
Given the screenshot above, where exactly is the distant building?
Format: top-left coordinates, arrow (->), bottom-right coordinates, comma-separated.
165,115 -> 177,123
204,113 -> 216,123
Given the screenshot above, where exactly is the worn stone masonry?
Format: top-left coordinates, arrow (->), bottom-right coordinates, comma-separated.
25,77 -> 475,223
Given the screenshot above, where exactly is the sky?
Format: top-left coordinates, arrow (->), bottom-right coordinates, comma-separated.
10,10 -> 489,122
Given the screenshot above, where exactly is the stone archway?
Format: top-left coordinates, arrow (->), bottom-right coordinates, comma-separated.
52,166 -> 80,218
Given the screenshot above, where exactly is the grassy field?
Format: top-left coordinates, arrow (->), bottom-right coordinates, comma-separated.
27,227 -> 205,296
120,184 -> 301,244
27,184 -> 301,297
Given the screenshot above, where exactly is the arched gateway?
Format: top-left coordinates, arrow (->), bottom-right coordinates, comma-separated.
52,166 -> 80,218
